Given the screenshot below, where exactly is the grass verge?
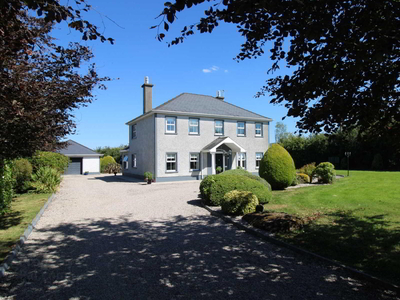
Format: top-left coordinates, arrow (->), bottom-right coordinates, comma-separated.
0,193 -> 51,263
267,171 -> 400,285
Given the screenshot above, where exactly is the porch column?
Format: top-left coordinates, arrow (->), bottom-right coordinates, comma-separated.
223,154 -> 226,172
211,152 -> 216,174
200,152 -> 204,179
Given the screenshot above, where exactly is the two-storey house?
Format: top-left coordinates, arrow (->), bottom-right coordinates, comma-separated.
122,78 -> 272,182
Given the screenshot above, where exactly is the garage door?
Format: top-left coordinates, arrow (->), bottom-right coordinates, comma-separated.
66,158 -> 82,175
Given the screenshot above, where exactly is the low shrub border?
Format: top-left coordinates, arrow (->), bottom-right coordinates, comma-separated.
0,193 -> 55,277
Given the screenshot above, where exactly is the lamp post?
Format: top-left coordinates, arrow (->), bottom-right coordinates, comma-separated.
345,152 -> 351,176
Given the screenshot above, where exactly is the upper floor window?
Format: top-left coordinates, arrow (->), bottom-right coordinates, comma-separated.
190,153 -> 200,170
132,124 -> 137,139
166,117 -> 176,134
256,152 -> 263,168
237,122 -> 246,136
166,153 -> 177,172
237,153 -> 246,169
132,154 -> 137,168
215,120 -> 224,135
255,123 -> 262,137
189,118 -> 199,135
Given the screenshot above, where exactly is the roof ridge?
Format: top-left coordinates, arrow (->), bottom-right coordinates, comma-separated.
67,139 -> 98,154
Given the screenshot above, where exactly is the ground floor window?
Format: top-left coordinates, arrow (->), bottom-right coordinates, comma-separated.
166,153 -> 177,172
237,153 -> 246,169
190,153 -> 200,170
256,152 -> 263,168
123,155 -> 129,169
132,154 -> 137,168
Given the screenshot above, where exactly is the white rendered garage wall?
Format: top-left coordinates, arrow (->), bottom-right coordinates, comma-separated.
82,157 -> 100,173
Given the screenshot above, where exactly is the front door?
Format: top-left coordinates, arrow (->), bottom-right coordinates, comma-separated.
216,153 -> 223,173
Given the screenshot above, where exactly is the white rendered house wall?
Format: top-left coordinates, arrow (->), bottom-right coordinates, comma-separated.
82,157 -> 100,173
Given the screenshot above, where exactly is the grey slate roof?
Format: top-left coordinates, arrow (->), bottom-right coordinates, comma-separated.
57,140 -> 102,156
152,93 -> 272,121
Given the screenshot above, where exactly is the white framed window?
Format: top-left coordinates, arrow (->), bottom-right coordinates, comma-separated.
166,117 -> 177,134
123,155 -> 129,169
237,122 -> 246,136
189,153 -> 200,170
132,154 -> 137,168
189,118 -> 199,135
132,124 -> 137,139
237,153 -> 246,169
215,120 -> 224,135
166,153 -> 177,172
256,152 -> 263,168
255,123 -> 262,137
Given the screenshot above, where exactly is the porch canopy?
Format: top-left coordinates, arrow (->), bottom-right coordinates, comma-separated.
201,137 -> 246,153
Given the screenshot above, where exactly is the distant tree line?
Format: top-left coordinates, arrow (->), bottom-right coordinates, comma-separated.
95,145 -> 128,164
276,123 -> 398,171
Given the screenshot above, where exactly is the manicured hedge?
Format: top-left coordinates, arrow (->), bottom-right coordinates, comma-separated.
220,169 -> 271,191
312,162 -> 336,183
202,174 -> 271,206
221,190 -> 259,215
259,144 -> 296,190
100,155 -> 116,173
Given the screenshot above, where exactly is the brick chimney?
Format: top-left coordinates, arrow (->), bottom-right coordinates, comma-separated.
216,90 -> 225,101
142,76 -> 153,114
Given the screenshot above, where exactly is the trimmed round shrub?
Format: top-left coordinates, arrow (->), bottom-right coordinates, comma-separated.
220,169 -> 271,191
30,167 -> 61,193
296,173 -> 310,184
100,155 -> 116,173
371,153 -> 384,170
199,175 -> 217,200
205,174 -> 271,206
12,158 -> 33,193
312,162 -> 336,184
221,190 -> 259,215
299,162 -> 316,183
259,144 -> 296,190
31,151 -> 70,174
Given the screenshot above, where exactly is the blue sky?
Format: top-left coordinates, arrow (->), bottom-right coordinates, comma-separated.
53,0 -> 298,149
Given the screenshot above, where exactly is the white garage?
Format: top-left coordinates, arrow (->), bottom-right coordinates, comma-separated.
57,140 -> 103,175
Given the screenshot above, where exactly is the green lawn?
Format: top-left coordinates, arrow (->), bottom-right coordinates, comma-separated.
0,193 -> 51,263
268,171 -> 400,285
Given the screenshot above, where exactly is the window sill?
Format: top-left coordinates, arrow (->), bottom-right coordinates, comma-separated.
189,133 -> 200,136
255,135 -> 263,138
165,132 -> 177,135
214,134 -> 224,136
237,135 -> 246,137
166,171 -> 178,173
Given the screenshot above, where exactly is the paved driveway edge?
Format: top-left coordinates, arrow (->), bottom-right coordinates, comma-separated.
0,193 -> 55,277
201,201 -> 399,293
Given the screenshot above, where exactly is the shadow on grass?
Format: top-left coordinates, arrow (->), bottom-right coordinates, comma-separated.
1,215 -> 398,299
0,211 -> 23,231
278,210 -> 400,285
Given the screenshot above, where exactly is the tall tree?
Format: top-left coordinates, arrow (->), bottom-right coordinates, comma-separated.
275,122 -> 289,143
154,0 -> 400,136
0,7 -> 110,161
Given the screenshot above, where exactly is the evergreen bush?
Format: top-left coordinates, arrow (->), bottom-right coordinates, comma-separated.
12,158 -> 33,193
31,151 -> 69,174
296,173 -> 310,184
259,144 -> 296,190
203,174 -> 271,206
220,169 -> 271,191
0,161 -> 15,215
299,162 -> 316,183
221,190 -> 259,215
100,155 -> 116,173
312,162 -> 336,184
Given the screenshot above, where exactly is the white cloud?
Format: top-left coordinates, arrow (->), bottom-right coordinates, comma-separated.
224,70 -> 229,73
202,65 -> 221,73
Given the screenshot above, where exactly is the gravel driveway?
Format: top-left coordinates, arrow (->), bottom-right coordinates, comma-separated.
1,174 -> 398,299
